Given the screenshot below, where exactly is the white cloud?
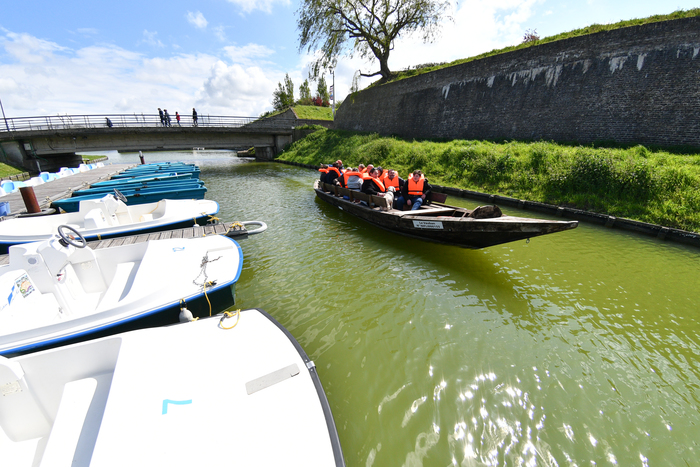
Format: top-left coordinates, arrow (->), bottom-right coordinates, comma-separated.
0,29 -> 287,117
213,26 -> 227,42
384,0 -> 541,72
223,44 -> 276,66
225,0 -> 291,15
186,11 -> 208,29
141,30 -> 164,48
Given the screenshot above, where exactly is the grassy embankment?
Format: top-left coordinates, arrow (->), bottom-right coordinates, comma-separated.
0,163 -> 23,179
277,129 -> 700,232
293,105 -> 333,120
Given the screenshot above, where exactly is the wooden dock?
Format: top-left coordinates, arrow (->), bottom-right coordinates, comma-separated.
1,164 -> 135,215
0,222 -> 248,265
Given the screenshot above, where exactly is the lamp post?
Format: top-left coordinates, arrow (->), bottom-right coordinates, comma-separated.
0,97 -> 9,132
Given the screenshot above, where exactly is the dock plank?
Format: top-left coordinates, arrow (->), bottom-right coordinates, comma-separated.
1,164 -> 135,216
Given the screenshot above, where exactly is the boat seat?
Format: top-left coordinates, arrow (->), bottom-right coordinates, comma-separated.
39,378 -> 97,467
96,261 -> 137,310
336,187 -> 352,199
138,213 -> 154,222
0,357 -> 51,441
350,191 -> 371,205
370,195 -> 390,210
83,209 -> 110,229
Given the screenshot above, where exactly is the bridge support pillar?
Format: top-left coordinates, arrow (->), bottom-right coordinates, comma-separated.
254,146 -> 274,161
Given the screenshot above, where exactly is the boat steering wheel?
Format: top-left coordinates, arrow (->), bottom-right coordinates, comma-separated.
114,189 -> 128,203
57,225 -> 87,249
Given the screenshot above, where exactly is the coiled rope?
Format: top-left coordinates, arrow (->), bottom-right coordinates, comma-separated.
219,309 -> 241,330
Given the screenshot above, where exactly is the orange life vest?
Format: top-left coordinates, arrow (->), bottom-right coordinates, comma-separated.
342,171 -> 363,186
326,166 -> 342,177
318,167 -> 328,173
384,174 -> 400,189
360,167 -> 370,174
407,175 -> 425,196
368,177 -> 385,192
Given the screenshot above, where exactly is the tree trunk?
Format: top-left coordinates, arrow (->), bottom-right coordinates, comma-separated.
379,55 -> 392,81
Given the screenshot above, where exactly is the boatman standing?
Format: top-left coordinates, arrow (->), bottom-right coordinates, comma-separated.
396,170 -> 431,211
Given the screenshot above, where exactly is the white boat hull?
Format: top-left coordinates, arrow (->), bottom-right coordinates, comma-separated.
0,198 -> 220,253
0,309 -> 344,466
0,234 -> 243,356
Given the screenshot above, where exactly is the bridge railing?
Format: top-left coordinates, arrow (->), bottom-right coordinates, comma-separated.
0,114 -> 295,133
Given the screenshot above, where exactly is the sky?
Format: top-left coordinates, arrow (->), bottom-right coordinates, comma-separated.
0,0 -> 698,119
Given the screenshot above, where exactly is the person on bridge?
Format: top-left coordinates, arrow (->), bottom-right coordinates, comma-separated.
176,112 -> 181,126
192,108 -> 198,126
158,108 -> 165,126
164,109 -> 171,127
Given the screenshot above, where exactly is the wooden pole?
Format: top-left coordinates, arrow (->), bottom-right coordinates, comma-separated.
19,186 -> 41,213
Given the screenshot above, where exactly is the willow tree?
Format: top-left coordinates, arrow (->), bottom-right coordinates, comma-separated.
297,0 -> 450,82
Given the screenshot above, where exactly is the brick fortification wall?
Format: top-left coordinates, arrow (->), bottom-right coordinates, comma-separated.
335,17 -> 700,147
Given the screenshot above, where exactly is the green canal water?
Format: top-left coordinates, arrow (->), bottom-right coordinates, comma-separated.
107,151 -> 700,465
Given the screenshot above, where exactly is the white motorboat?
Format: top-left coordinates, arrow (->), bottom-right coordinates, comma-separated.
0,308 -> 345,466
0,226 -> 243,356
0,195 -> 220,254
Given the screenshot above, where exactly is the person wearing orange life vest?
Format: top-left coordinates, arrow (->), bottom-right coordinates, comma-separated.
318,164 -> 329,183
396,170 -> 431,211
361,168 -> 394,211
341,168 -> 364,190
360,164 -> 373,174
383,169 -> 404,191
325,161 -> 344,185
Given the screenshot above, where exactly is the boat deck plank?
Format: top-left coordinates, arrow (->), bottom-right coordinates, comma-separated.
0,222 -> 246,265
1,164 -> 136,215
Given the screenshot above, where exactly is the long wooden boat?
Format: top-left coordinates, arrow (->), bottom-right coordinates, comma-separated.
314,181 -> 577,249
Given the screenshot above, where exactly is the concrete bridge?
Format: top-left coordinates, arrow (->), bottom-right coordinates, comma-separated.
0,114 -> 295,173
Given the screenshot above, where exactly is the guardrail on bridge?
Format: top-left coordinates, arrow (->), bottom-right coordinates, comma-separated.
0,114 -> 295,133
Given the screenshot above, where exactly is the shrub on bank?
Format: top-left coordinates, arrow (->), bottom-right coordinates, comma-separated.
278,128 -> 700,232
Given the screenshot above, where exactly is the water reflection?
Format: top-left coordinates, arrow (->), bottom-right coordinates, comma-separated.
102,151 -> 700,466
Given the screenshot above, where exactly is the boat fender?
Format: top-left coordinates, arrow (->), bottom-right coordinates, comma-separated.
179,304 -> 196,322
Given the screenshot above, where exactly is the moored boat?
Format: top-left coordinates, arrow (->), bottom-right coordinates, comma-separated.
52,186 -> 208,212
0,308 -> 344,466
314,181 -> 578,249
0,196 -> 220,253
0,227 -> 243,356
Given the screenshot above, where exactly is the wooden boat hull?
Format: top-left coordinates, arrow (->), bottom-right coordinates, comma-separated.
314,184 -> 577,249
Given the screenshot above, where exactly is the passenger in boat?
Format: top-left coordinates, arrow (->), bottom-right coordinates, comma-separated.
383,169 -> 404,192
358,164 -> 366,173
363,164 -> 374,174
325,161 -> 344,185
340,167 -> 363,190
396,170 -> 431,210
361,168 -> 394,210
319,164 -> 329,183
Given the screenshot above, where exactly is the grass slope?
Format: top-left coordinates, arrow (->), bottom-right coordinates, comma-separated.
278,129 -> 700,232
